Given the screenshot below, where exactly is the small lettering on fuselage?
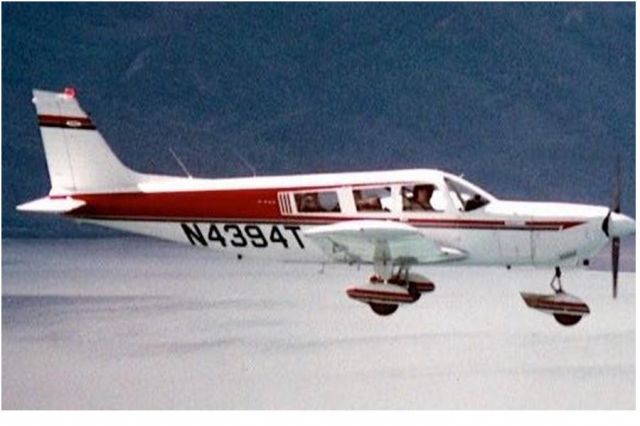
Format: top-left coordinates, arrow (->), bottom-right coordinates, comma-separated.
180,223 -> 305,249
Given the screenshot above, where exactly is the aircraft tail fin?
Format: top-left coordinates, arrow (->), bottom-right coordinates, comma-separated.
31,88 -> 143,195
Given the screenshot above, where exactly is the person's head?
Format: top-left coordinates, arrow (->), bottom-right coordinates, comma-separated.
303,193 -> 317,207
414,185 -> 434,202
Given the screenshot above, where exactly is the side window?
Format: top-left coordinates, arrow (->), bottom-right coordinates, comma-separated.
353,187 -> 392,212
402,184 -> 445,212
294,191 -> 341,213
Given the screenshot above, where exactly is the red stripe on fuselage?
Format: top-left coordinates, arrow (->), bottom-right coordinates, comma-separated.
64,190 -> 584,231
70,189 -> 284,221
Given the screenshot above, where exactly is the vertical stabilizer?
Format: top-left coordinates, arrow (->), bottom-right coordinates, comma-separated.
32,88 -> 142,194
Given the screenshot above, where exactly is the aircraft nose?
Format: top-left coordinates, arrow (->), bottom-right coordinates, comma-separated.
609,212 -> 636,238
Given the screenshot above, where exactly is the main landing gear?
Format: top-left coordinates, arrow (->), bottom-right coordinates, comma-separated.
346,265 -> 435,316
520,267 -> 590,326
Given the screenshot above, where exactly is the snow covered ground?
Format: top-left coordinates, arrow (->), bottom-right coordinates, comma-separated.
1,238 -> 635,409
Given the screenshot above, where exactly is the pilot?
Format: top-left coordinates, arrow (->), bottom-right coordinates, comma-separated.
464,194 -> 485,211
408,185 -> 435,211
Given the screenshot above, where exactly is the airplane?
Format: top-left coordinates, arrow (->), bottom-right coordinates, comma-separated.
17,88 -> 636,326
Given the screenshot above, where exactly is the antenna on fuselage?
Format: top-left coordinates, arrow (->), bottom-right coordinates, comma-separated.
168,147 -> 193,178
230,147 -> 257,177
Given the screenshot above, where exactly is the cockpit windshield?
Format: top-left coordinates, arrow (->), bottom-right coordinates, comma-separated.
444,176 -> 491,212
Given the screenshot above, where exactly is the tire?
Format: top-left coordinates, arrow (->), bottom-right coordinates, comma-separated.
369,303 -> 399,316
553,314 -> 582,326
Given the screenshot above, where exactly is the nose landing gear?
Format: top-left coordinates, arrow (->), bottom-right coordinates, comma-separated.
520,267 -> 590,327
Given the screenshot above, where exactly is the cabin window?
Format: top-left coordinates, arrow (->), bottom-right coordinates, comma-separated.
294,191 -> 341,213
402,184 -> 446,212
353,187 -> 392,212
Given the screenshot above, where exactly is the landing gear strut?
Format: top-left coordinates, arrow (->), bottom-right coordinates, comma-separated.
549,266 -> 563,293
389,265 -> 420,299
548,267 -> 581,326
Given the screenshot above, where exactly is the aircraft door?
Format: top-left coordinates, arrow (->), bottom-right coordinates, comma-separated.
497,217 -> 533,265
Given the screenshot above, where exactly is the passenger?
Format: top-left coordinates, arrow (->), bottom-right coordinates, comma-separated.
300,193 -> 321,212
408,185 -> 435,211
353,189 -> 382,211
353,189 -> 364,206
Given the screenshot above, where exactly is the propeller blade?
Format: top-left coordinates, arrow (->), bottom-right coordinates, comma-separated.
601,157 -> 621,239
612,237 -> 620,298
610,155 -> 621,299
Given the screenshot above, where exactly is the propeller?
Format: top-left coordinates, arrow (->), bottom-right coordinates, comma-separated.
601,157 -> 622,298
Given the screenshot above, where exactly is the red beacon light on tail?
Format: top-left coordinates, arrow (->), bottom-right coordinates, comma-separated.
63,87 -> 77,98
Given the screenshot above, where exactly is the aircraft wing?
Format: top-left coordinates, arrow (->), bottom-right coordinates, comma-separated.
303,220 -> 466,265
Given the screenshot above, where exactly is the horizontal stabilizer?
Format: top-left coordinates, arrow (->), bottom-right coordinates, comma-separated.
16,197 -> 86,214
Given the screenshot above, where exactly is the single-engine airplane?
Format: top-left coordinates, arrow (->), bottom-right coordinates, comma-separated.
18,88 -> 636,326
